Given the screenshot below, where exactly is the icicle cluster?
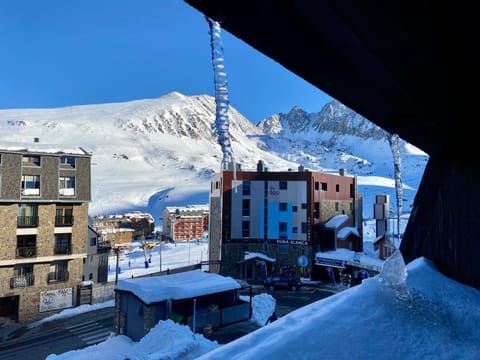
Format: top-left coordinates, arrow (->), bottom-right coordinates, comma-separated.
207,17 -> 235,171
388,133 -> 403,246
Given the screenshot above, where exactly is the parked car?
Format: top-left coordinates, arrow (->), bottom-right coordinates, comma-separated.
264,274 -> 302,291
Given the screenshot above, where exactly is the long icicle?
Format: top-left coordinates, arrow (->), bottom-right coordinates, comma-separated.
207,17 -> 235,173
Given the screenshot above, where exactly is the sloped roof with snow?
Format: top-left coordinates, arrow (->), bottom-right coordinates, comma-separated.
324,214 -> 349,229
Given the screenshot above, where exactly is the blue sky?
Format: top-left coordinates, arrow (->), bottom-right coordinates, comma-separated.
0,0 -> 332,124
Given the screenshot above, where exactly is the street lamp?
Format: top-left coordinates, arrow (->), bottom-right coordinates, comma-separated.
159,236 -> 162,273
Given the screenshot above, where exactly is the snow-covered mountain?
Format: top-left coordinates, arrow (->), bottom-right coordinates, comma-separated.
0,92 -> 428,228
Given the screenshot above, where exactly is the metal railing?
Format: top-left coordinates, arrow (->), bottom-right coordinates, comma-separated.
55,215 -> 74,226
17,216 -> 39,227
10,273 -> 35,288
47,270 -> 69,283
54,243 -> 72,255
16,246 -> 37,258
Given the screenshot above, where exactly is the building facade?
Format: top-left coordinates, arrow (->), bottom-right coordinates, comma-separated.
82,226 -> 110,284
0,144 -> 91,323
209,162 -> 363,282
91,211 -> 155,241
162,205 -> 209,242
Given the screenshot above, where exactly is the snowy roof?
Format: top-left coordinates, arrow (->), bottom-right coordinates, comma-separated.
244,252 -> 276,262
324,214 -> 349,229
114,269 -> 241,304
337,226 -> 360,239
0,141 -> 90,156
315,248 -> 384,272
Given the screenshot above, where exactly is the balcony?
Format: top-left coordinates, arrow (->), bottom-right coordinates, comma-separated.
47,270 -> 69,283
16,246 -> 37,258
17,216 -> 39,227
54,243 -> 72,255
55,215 -> 74,227
21,188 -> 40,196
10,273 -> 35,288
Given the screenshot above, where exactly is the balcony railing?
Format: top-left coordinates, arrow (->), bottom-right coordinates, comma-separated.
47,270 -> 69,283
10,273 -> 35,288
55,215 -> 74,226
17,216 -> 39,227
54,243 -> 72,255
16,246 -> 37,258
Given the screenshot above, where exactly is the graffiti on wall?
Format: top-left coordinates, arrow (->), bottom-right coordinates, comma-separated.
39,287 -> 73,312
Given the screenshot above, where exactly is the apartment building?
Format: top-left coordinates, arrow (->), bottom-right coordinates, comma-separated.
0,143 -> 91,323
208,161 -> 363,282
161,205 -> 209,242
91,211 -> 155,241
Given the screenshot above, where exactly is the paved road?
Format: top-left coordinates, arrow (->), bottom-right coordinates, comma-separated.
0,307 -> 115,360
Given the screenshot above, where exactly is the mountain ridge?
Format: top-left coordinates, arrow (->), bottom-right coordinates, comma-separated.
0,92 -> 428,226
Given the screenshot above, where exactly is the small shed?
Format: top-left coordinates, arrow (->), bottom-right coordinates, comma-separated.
114,269 -> 252,341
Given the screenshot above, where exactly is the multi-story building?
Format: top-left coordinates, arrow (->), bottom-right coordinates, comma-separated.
208,161 -> 363,282
0,143 -> 91,323
91,211 -> 154,241
162,205 -> 209,242
82,225 -> 110,284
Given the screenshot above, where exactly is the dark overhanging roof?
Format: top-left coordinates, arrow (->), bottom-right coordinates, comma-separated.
184,0 -> 474,163
184,1 -> 480,290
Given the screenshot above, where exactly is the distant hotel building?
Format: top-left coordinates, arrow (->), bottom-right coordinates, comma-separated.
162,205 -> 209,242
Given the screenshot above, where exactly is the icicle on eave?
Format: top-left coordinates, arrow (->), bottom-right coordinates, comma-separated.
206,16 -> 236,178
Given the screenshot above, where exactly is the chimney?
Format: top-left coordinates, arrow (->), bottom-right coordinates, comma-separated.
257,160 -> 264,172
298,165 -> 304,172
339,168 -> 347,176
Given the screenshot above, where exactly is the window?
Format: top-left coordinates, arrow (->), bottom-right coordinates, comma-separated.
321,182 -> 327,191
279,181 -> 287,190
22,155 -> 40,166
336,184 -> 340,192
54,233 -> 71,254
279,202 -> 287,211
314,202 -> 320,219
48,261 -> 69,283
242,180 -> 251,196
242,221 -> 250,237
16,235 -> 36,258
21,175 -> 40,196
56,205 -> 73,226
292,205 -> 298,212
11,264 -> 34,287
242,199 -> 250,216
301,203 -> 307,209
59,156 -> 75,167
292,227 -> 298,233
18,204 -> 38,227
279,222 -> 287,239
335,202 -> 339,211
301,222 -> 308,234
59,176 -> 75,196
315,181 -> 319,190
90,236 -> 97,246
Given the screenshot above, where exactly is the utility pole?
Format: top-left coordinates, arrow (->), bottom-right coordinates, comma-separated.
114,246 -> 120,284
